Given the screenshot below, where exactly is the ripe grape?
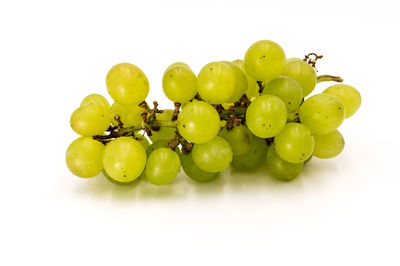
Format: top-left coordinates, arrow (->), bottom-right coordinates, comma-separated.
145,148 -> 181,186
263,76 -> 303,112
106,63 -> 149,106
232,59 -> 259,98
192,136 -> 233,172
149,109 -> 176,142
102,137 -> 146,183
266,145 -> 303,181
246,95 -> 287,138
137,136 -> 150,150
146,140 -> 169,157
274,123 -> 314,163
283,59 -> 317,96
162,63 -> 197,103
66,137 -> 105,178
177,100 -> 220,143
313,130 -> 345,159
180,152 -> 219,183
70,103 -> 111,136
81,93 -> 110,110
323,84 -> 361,118
231,133 -> 267,171
244,40 -> 286,81
299,94 -> 345,135
219,125 -> 252,156
103,170 -> 142,186
110,102 -> 143,127
223,61 -> 248,103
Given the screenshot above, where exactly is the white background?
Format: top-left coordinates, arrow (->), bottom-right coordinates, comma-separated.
1,0 -> 399,265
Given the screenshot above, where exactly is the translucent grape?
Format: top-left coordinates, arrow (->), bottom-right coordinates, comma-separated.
197,61 -> 236,104
283,60 -> 317,96
146,140 -> 169,157
110,102 -> 143,127
231,133 -> 267,171
274,123 -> 314,163
177,100 -> 220,143
219,125 -> 252,156
102,137 -> 146,183
180,152 -> 219,183
81,93 -> 110,110
244,40 -> 286,81
145,148 -> 181,186
149,110 -> 176,142
323,84 -> 361,118
138,136 -> 150,150
266,145 -> 303,181
66,137 -> 105,178
313,130 -> 345,159
246,95 -> 287,138
223,61 -> 248,103
263,76 -> 303,112
103,170 -> 141,186
106,63 -> 149,106
70,103 -> 111,136
192,136 -> 233,172
299,94 -> 345,135
162,63 -> 197,103
232,59 -> 259,98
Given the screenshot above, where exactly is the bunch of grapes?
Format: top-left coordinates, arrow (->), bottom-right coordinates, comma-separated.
66,40 -> 361,186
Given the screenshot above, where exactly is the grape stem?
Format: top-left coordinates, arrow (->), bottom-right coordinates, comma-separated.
317,75 -> 343,83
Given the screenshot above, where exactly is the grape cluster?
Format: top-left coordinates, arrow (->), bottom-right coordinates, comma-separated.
66,40 -> 361,185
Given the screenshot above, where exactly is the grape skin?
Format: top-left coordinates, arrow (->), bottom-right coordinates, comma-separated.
70,103 -> 111,136
110,102 -> 143,128
231,59 -> 259,98
266,145 -> 303,181
223,61 -> 248,103
149,110 -> 176,142
162,63 -> 197,103
219,125 -> 252,156
180,152 -> 219,183
323,84 -> 361,118
146,148 -> 181,186
81,93 -> 110,110
313,130 -> 345,159
231,133 -> 267,171
283,60 -> 317,97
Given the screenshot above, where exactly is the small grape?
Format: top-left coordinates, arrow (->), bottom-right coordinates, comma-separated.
180,152 -> 219,183
81,93 -> 110,110
70,103 -> 111,136
283,60 -> 317,96
323,84 -> 361,118
146,148 -> 181,186
231,133 -> 267,171
223,61 -> 248,103
149,110 -> 176,142
232,59 -> 259,98
313,130 -> 345,159
266,145 -> 303,181
163,63 -> 197,103
219,125 -> 252,156
110,102 -> 143,127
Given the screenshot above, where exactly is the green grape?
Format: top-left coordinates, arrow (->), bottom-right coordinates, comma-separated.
192,136 -> 233,172
219,125 -> 252,156
149,110 -> 176,142
180,152 -> 219,182
102,137 -> 146,183
286,57 -> 302,63
168,62 -> 191,69
283,60 -> 317,97
145,148 -> 181,186
244,40 -> 286,82
231,133 -> 267,171
106,63 -> 149,106
81,93 -> 110,110
263,76 -> 303,113
177,100 -> 220,143
102,170 -> 142,186
146,140 -> 169,157
70,103 -> 111,136
246,95 -> 287,138
66,137 -> 105,178
110,102 -> 143,127
274,123 -> 314,163
162,63 -> 197,103
232,59 -> 259,98
266,145 -> 303,181
137,136 -> 150,150
299,94 -> 345,135
323,84 -> 361,118
197,61 -> 236,104
313,130 -> 345,159
223,61 -> 248,103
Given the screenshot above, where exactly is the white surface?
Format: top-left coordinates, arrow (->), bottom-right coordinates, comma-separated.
1,0 -> 399,265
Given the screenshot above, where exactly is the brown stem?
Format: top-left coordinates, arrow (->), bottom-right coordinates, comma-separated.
317,75 -> 343,83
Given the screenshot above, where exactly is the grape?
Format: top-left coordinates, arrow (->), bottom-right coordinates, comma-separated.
66,137 -> 105,178
102,137 -> 146,183
162,63 -> 197,103
274,123 -> 314,163
70,103 -> 111,136
219,125 -> 252,156
287,108 -> 300,122
102,170 -> 142,186
266,145 -> 303,181
313,130 -> 345,159
145,148 -> 181,186
244,40 -> 286,81
246,95 -> 287,138
81,93 -> 110,110
197,61 -> 236,104
191,136 -> 233,172
263,76 -> 303,113
106,63 -> 149,106
283,60 -> 317,96
177,100 -> 220,143
146,140 -> 169,157
323,84 -> 361,118
223,61 -> 248,103
149,109 -> 176,142
299,94 -> 345,135
232,59 -> 259,98
180,152 -> 219,183
137,136 -> 150,150
231,133 -> 267,171
110,102 -> 143,127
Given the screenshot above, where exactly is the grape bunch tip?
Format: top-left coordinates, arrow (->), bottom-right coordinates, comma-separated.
66,39 -> 362,187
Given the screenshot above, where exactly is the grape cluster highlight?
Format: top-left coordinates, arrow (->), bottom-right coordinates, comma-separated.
66,40 -> 361,186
